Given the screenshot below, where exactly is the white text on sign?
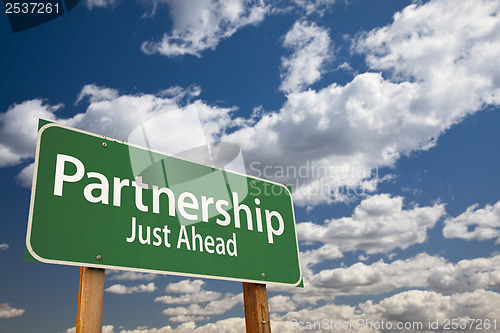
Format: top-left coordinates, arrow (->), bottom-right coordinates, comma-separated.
53,154 -> 285,245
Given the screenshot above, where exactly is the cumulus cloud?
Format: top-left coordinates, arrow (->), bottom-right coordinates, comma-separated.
107,271 -> 158,281
164,279 -> 205,294
280,21 -> 332,93
306,253 -> 445,297
282,253 -> 500,306
427,255 -> 500,293
162,293 -> 243,322
0,303 -> 25,318
0,243 -> 9,251
360,289 -> 500,332
103,288 -> 500,332
158,85 -> 201,103
155,291 -> 221,305
300,243 -> 343,266
0,85 -> 167,171
75,84 -> 119,104
356,0 -> 500,98
64,325 -> 115,333
154,279 -> 240,322
105,282 -> 156,294
226,0 -> 500,205
0,84 -> 239,186
141,0 -> 268,57
298,243 -> 343,280
0,100 -> 59,167
443,201 -> 500,242
118,318 -> 245,333
3,1 -> 500,208
267,289 -> 500,333
292,0 -> 336,16
4,0 -> 500,208
268,295 -> 296,313
15,163 -> 34,187
274,302 -> 372,332
297,194 -> 445,254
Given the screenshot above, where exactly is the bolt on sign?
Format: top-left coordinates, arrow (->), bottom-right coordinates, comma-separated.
25,121 -> 302,286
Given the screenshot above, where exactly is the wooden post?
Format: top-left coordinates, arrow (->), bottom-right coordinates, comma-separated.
76,267 -> 105,333
243,282 -> 271,333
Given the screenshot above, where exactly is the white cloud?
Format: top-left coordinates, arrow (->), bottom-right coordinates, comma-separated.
158,85 -> 201,103
300,243 -> 343,265
161,293 -> 243,322
356,0 -> 500,98
306,253 -> 445,297
119,318 -> 245,333
85,0 -> 116,10
360,289 -> 500,332
225,0 -> 500,205
67,288 -> 500,332
267,289 -> 500,333
0,100 -> 59,167
107,271 -> 157,281
283,253 -> 500,306
165,279 -> 205,294
280,21 -> 332,93
0,86 -> 165,170
268,295 -> 296,313
292,0 -> 336,16
4,1 -> 500,208
169,315 -> 209,323
0,84 -> 238,186
75,84 -> 119,104
105,282 -> 156,294
155,291 -> 221,305
103,326 -> 116,333
156,280 -> 240,322
141,0 -> 269,57
443,201 -> 500,242
0,243 -> 9,251
275,302 -> 370,333
64,325 -> 114,333
63,84 -> 182,141
298,243 -> 343,280
0,303 -> 25,318
15,162 -> 34,187
297,194 -> 445,254
427,255 -> 500,293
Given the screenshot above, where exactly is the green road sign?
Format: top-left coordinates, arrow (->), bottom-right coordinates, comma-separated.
26,121 -> 302,286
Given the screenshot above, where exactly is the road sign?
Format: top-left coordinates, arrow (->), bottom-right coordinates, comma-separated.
26,121 -> 302,286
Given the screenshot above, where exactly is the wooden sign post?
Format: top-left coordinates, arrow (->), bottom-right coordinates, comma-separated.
76,267 -> 105,333
243,282 -> 271,333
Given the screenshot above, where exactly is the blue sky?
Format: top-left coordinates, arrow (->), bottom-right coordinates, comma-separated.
1,0 -> 500,332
